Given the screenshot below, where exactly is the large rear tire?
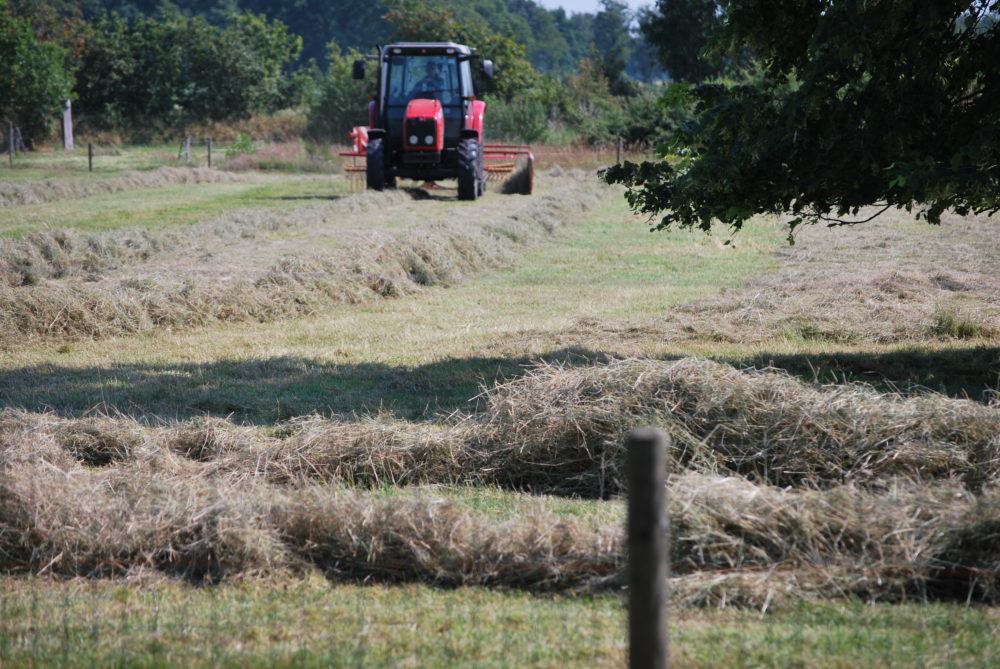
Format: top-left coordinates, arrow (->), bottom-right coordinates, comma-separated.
366,138 -> 386,191
457,138 -> 480,201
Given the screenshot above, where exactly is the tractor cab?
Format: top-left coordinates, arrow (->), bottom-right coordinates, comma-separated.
383,49 -> 468,161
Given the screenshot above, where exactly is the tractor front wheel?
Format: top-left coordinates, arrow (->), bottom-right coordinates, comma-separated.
366,138 -> 386,191
457,138 -> 480,201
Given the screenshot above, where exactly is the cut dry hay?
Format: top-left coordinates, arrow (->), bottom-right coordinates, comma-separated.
0,167 -> 255,208
667,268 -> 1000,345
0,187 -> 410,287
0,177 -> 603,343
2,429 -> 999,603
0,440 -> 620,588
3,356 -> 999,494
4,357 -> 1000,602
475,357 -> 1000,494
641,210 -> 1000,345
183,415 -> 470,487
498,154 -> 534,195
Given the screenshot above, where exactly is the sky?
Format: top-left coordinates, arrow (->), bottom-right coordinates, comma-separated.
535,0 -> 652,15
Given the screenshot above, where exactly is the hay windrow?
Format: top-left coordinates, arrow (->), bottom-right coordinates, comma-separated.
0,177 -> 603,343
647,210 -> 1000,345
4,355 -> 999,601
0,167 -> 255,208
2,438 -> 999,603
475,357 -> 1000,492
2,357 -> 999,492
0,187 -> 410,287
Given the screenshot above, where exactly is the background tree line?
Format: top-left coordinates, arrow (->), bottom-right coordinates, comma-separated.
5,0 -> 711,146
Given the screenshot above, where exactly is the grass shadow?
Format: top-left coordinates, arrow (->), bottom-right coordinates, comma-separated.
261,195 -> 345,201
730,344 -> 1000,400
0,347 -> 612,424
3,342 -> 995,425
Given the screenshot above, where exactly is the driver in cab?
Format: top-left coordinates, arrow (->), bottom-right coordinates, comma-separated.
410,61 -> 445,98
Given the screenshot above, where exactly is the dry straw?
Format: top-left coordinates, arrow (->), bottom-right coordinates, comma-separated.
0,167 -> 255,208
3,357 -> 998,494
2,433 -> 997,602
4,357 -> 999,602
475,357 -> 1000,493
0,176 -> 602,342
0,188 -> 411,287
653,209 -> 1000,344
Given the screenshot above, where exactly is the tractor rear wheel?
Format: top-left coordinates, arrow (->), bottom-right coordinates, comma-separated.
457,138 -> 480,201
366,138 -> 386,191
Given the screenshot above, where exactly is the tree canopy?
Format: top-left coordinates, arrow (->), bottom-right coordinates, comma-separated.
639,0 -> 725,83
605,0 -> 1000,237
75,0 -> 649,79
0,0 -> 75,143
74,8 -> 301,134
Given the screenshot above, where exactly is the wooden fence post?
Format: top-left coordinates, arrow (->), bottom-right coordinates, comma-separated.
207,138 -> 213,168
627,428 -> 670,669
88,143 -> 93,172
8,122 -> 13,167
617,135 -> 623,165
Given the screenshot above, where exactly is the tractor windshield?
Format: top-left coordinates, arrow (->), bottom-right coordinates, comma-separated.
386,55 -> 462,107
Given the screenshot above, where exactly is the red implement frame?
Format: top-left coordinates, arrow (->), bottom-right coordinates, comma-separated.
483,144 -> 532,179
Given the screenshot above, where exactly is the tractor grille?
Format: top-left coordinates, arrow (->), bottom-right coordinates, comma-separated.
405,118 -> 437,149
402,149 -> 441,165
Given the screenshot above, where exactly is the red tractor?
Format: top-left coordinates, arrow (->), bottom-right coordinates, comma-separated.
344,42 -> 533,199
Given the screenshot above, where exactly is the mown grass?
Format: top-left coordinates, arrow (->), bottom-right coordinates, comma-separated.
386,485 -> 624,527
0,144 -> 180,182
1,577 -> 996,668
0,177 -> 343,238
0,196 -> 786,422
4,162 -> 1000,666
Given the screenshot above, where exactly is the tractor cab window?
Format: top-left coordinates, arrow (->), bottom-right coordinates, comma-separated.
387,55 -> 461,107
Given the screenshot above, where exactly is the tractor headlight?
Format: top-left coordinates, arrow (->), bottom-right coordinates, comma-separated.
425,135 -> 434,145
409,135 -> 419,145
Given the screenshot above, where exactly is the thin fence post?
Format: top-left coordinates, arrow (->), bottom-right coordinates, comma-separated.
183,136 -> 191,163
88,143 -> 93,172
616,136 -> 623,165
8,122 -> 13,167
207,138 -> 213,168
627,428 -> 670,669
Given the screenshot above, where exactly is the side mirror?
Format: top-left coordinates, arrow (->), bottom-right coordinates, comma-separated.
480,59 -> 494,80
352,59 -> 366,80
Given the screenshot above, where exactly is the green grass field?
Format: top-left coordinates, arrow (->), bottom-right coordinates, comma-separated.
2,147 -> 999,667
2,578 -> 997,667
0,177 -> 343,238
0,144 -> 179,182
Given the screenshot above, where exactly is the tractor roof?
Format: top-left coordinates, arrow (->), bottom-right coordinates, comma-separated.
382,42 -> 473,56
